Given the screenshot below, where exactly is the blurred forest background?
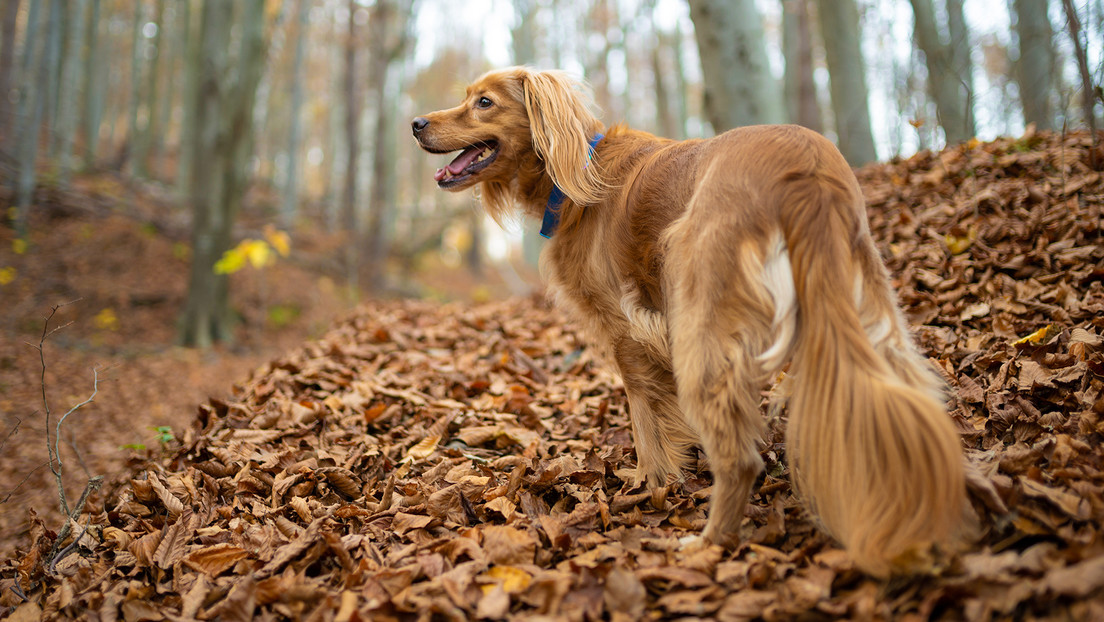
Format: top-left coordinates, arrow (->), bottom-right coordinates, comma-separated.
0,0 -> 1101,349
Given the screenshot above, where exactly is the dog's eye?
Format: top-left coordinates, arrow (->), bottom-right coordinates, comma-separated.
476,97 -> 493,109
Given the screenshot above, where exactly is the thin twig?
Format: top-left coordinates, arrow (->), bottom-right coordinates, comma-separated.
27,299 -> 85,518
0,460 -> 50,504
53,367 -> 99,473
49,518 -> 89,575
0,415 -> 20,454
48,475 -> 103,563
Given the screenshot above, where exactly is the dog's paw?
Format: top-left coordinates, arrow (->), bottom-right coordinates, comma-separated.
678,535 -> 708,551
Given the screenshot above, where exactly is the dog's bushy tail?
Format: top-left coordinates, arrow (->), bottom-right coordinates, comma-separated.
778,163 -> 967,577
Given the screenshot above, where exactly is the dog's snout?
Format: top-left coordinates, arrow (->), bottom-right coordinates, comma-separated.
411,116 -> 429,134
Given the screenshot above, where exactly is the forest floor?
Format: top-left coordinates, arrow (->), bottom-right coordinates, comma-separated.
2,129 -> 1103,620
0,173 -> 532,560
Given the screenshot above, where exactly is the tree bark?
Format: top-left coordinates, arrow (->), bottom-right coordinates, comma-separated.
341,0 -> 364,293
1061,0 -> 1100,168
55,0 -> 88,187
688,0 -> 782,132
783,0 -> 822,132
0,0 -> 21,148
908,0 -> 976,145
1014,0 -> 1056,131
816,0 -> 877,165
134,0 -> 164,178
81,0 -> 105,168
177,0 -> 198,195
41,0 -> 62,156
280,0 -> 310,228
179,0 -> 268,347
365,0 -> 415,292
13,0 -> 49,238
119,1 -> 143,170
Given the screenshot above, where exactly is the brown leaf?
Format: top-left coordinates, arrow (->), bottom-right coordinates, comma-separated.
481,525 -> 536,566
211,574 -> 256,622
1038,555 -> 1104,598
1020,477 -> 1092,521
153,513 -> 194,570
183,543 -> 251,576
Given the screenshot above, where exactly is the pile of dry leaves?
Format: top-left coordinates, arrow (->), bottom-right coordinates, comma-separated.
3,130 -> 1103,621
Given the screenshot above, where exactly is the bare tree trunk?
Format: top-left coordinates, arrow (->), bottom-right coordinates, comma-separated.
280,0 -> 310,228
1062,0 -> 1100,168
119,1 -> 143,171
134,0 -> 164,178
180,0 -> 268,347
816,0 -> 877,164
177,0 -> 198,195
56,0 -> 88,187
153,0 -> 181,177
511,0 -> 538,66
341,0 -> 363,294
81,0 -> 104,169
908,0 -> 976,145
688,0 -> 782,132
783,0 -> 822,132
365,0 -> 415,292
14,0 -> 49,238
41,0 -> 62,158
0,0 -> 21,149
1014,0 -> 1056,131
324,2 -> 344,232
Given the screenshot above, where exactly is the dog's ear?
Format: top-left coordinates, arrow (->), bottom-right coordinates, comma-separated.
522,70 -> 605,207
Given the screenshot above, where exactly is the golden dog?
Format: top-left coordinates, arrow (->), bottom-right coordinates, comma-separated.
412,67 -> 967,575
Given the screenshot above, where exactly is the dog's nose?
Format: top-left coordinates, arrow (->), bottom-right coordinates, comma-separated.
411,117 -> 429,134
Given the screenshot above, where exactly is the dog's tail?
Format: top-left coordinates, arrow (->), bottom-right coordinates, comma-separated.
776,160 -> 967,577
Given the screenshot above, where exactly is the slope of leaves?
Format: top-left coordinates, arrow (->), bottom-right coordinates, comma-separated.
3,130 -> 1103,621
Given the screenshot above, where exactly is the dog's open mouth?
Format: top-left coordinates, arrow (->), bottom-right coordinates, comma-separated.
433,142 -> 499,187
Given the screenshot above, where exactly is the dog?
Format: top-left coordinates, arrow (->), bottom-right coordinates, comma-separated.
412,67 -> 968,576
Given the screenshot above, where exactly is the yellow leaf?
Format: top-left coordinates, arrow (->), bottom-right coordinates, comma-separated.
214,246 -> 246,274
0,266 -> 15,285
479,566 -> 532,595
12,238 -> 27,254
1013,324 -> 1060,345
264,225 -> 290,257
243,239 -> 272,269
94,308 -> 118,331
966,137 -> 981,149
944,227 -> 977,255
404,435 -> 440,462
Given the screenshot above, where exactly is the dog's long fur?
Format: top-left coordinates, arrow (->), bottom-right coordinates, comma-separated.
413,67 -> 968,576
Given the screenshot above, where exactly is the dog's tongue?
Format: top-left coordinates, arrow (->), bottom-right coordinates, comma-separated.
434,145 -> 482,181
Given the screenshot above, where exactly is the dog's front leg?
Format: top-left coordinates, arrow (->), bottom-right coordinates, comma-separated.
613,337 -> 699,486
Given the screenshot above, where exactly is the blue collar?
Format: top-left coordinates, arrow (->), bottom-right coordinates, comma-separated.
539,133 -> 604,239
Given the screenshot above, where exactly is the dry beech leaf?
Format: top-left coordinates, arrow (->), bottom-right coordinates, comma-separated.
183,543 -> 250,577
316,467 -> 362,498
127,529 -> 163,567
404,434 -> 441,462
480,525 -> 536,566
479,565 -> 532,594
148,474 -> 185,517
153,514 -> 194,569
102,526 -> 133,550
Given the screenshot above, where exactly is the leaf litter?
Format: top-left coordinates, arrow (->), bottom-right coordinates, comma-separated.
3,129 -> 1103,620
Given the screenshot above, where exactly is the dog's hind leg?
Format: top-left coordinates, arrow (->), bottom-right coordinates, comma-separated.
664,223 -> 775,547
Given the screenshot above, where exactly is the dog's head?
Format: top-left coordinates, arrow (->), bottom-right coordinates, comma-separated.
412,67 -> 605,225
